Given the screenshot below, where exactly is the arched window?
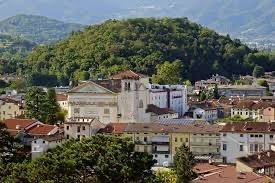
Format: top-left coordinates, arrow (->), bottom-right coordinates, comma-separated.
139,100 -> 143,108
128,82 -> 131,90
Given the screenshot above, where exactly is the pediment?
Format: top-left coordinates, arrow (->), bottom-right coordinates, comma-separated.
68,82 -> 115,94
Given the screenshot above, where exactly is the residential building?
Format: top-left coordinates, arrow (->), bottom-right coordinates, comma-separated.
259,104 -> 275,122
31,134 -> 65,160
102,122 -> 221,166
218,85 -> 266,97
189,101 -> 218,122
67,70 -> 188,124
64,117 -> 105,139
56,94 -> 68,111
145,104 -> 178,122
195,74 -> 230,90
230,100 -> 271,120
220,122 -> 275,163
0,98 -> 25,121
236,150 -> 275,177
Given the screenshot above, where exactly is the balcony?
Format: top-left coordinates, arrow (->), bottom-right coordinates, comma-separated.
151,136 -> 170,145
135,140 -> 152,145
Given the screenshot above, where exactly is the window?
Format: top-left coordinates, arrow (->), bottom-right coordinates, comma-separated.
255,134 -> 258,138
66,135 -> 69,139
82,135 -> 85,138
250,134 -> 254,137
77,126 -> 81,133
186,138 -> 188,142
43,141 -> 45,144
180,138 -> 183,142
240,145 -> 243,151
104,108 -> 110,114
222,144 -> 227,151
223,133 -> 226,137
165,155 -> 169,158
144,137 -> 147,142
155,154 -> 158,158
82,126 -> 85,131
259,135 -> 263,138
77,135 -> 80,139
66,126 -> 69,130
175,137 -> 178,142
270,135 -> 274,139
240,134 -> 243,137
138,100 -> 143,108
136,137 -> 139,141
34,141 -> 36,143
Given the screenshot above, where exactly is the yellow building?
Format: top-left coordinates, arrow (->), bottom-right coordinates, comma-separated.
0,98 -> 25,121
103,121 -> 222,165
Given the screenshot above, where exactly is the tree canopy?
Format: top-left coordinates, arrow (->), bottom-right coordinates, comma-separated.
1,135 -> 156,183
24,18 -> 275,84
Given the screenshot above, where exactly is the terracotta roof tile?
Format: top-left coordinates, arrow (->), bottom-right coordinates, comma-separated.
237,150 -> 275,169
146,104 -> 176,115
26,124 -> 56,136
111,70 -> 146,80
220,122 -> 275,133
56,94 -> 68,101
3,118 -> 36,131
193,164 -> 268,183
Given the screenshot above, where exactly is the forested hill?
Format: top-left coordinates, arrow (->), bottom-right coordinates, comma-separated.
26,18 -> 275,84
0,34 -> 36,75
0,15 -> 84,44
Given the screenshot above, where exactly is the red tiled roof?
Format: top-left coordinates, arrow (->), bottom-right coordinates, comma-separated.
3,118 -> 36,131
26,124 -> 56,136
193,164 -> 268,183
220,122 -> 275,133
111,70 -> 146,80
56,94 -> 67,101
101,123 -> 128,134
146,104 -> 176,115
237,150 -> 275,169
102,123 -> 222,134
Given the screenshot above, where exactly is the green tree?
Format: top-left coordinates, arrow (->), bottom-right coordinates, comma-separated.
25,87 -> 48,121
174,145 -> 196,183
213,84 -> 220,99
252,66 -> 265,78
45,88 -> 60,124
9,79 -> 26,91
183,80 -> 192,86
152,60 -> 182,84
1,135 -> 156,183
199,91 -> 207,101
0,123 -> 25,164
156,169 -> 177,183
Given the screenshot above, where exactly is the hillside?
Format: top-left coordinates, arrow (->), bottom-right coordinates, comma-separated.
25,18 -> 275,84
0,0 -> 273,43
0,34 -> 36,74
0,15 -> 84,44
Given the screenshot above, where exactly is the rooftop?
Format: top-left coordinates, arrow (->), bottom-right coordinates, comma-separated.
56,94 -> 68,101
193,163 -> 268,183
220,122 -> 275,133
237,150 -> 275,169
102,122 -> 222,134
111,70 -> 147,80
145,104 -> 176,115
26,124 -> 57,136
3,118 -> 36,131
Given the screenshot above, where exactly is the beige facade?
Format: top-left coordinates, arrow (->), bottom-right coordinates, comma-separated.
0,101 -> 25,121
259,106 -> 275,122
64,117 -> 105,139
